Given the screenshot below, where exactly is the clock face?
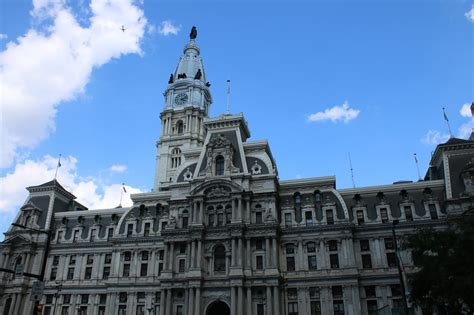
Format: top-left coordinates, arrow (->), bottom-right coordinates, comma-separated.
174,93 -> 188,105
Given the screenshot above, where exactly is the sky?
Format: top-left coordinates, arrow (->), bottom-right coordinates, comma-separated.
0,0 -> 473,239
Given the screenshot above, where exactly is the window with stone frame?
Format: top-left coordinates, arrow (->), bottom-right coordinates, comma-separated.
140,263 -> 148,276
288,302 -> 298,315
57,230 -> 63,243
217,213 -> 224,226
85,267 -> 92,279
52,255 -> 59,266
386,252 -> 397,268
365,286 -> 378,314
330,254 -> 339,269
255,239 -> 264,250
308,255 -> 317,270
305,211 -> 314,226
81,294 -> 89,304
208,214 -> 215,226
255,211 -> 263,224
50,268 -> 57,281
307,241 -> 316,253
70,255 -> 76,265
102,266 -> 110,279
136,292 -> 146,315
404,206 -> 413,221
123,264 -> 130,277
105,253 -> 112,264
362,254 -> 372,269
256,304 -> 265,315
127,224 -> 133,237
63,294 -> 71,304
326,209 -> 335,225
87,254 -> 94,265
214,245 -> 226,272
310,287 -> 321,315
178,259 -> 186,273
390,284 -> 403,307
67,267 -> 74,280
380,208 -> 389,223
90,229 -> 96,242
73,230 -> 80,242
171,148 -> 182,169
286,243 -> 296,271
429,204 -> 438,219
285,212 -> 292,227
141,251 -> 149,261
332,286 -> 344,315
256,255 -> 264,270
107,228 -> 114,240
124,252 -> 131,261
118,293 -> 127,315
356,210 -> 365,225
384,238 -> 394,250
144,222 -> 151,236
215,155 -> 225,175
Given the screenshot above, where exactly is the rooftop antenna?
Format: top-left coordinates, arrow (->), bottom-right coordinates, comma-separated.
414,153 -> 422,181
54,154 -> 62,180
442,107 -> 453,138
226,79 -> 231,114
348,152 -> 356,188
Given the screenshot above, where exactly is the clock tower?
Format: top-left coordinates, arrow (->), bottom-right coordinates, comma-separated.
153,27 -> 212,191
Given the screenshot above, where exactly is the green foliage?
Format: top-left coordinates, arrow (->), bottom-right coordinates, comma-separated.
404,215 -> 474,313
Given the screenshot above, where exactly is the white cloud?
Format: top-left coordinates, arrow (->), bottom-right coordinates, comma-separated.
0,155 -> 142,213
307,101 -> 360,123
0,34 -> 7,40
421,130 -> 450,146
0,0 -> 147,168
109,164 -> 127,173
465,5 -> 474,22
157,20 -> 180,36
460,103 -> 473,117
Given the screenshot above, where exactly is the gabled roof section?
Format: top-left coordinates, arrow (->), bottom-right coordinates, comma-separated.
20,200 -> 43,212
1,233 -> 35,246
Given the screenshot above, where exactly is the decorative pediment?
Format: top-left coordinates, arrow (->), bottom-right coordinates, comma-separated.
208,134 -> 232,148
205,185 -> 231,198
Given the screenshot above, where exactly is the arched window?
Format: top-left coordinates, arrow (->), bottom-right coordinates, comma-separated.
24,215 -> 31,227
13,257 -> 22,279
182,210 -> 189,228
176,120 -> 184,134
171,148 -> 182,169
214,245 -> 226,272
215,155 -> 225,175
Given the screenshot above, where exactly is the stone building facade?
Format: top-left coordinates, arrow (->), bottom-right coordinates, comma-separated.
1,29 -> 473,315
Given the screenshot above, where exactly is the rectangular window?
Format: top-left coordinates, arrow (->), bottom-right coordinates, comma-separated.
67,268 -> 74,280
123,264 -> 130,277
50,268 -> 57,281
226,212 -> 232,224
142,251 -> 149,260
127,224 -> 133,237
43,306 -> 51,315
63,294 -> 71,304
365,286 -> 376,298
107,228 -> 114,240
288,302 -> 298,315
70,255 -> 76,265
98,306 -> 106,315
429,204 -> 438,219
256,255 -> 263,270
90,229 -> 96,242
179,259 -> 185,273
176,305 -> 183,315
256,304 -> 265,315
87,255 -> 94,265
137,292 -> 146,303
118,305 -> 127,315
308,255 -> 317,270
57,231 -> 63,243
367,300 -> 378,314
179,244 -> 186,254
307,242 -> 316,253
124,252 -> 131,261
158,263 -> 163,276
85,267 -> 92,279
81,294 -> 89,304
380,208 -> 389,223
255,239 -> 263,250
255,212 -> 262,224
360,240 -> 370,251
330,254 -> 339,269
356,210 -> 365,224
140,263 -> 148,276
387,252 -> 397,268
161,221 -> 167,230
287,288 -> 298,300
286,256 -> 295,271
384,238 -> 394,250
217,213 -> 224,226
182,216 -> 188,228
61,306 -> 69,315
362,254 -> 372,269
144,223 -> 150,236
285,213 -> 292,227
326,209 -> 334,225
46,295 -> 54,304
333,301 -> 344,315
102,266 -> 110,279
309,287 -> 320,299
404,206 -> 413,221
328,240 -> 338,251
119,292 -> 128,303
73,230 -> 79,242
310,301 -> 321,315
105,253 -> 112,264
305,211 -> 313,226
209,214 -> 215,226
52,256 -> 59,266
332,286 -> 343,299
391,284 -> 402,297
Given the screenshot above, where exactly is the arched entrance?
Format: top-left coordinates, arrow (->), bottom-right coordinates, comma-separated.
206,300 -> 230,315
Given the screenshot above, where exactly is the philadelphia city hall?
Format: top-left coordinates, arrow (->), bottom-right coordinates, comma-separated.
1,28 -> 473,315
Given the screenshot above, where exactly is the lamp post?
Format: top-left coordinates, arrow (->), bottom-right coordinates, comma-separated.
52,281 -> 62,315
392,220 -> 409,315
11,222 -> 53,315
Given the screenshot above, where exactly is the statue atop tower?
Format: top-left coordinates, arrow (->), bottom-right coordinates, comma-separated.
190,26 -> 197,39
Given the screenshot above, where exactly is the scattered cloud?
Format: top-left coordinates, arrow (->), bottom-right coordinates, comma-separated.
0,34 -> 7,40
0,0 -> 148,168
0,155 -> 142,213
421,102 -> 474,145
421,130 -> 450,146
157,20 -> 181,36
465,5 -> 474,22
460,103 -> 473,118
109,164 -> 127,173
307,101 -> 360,123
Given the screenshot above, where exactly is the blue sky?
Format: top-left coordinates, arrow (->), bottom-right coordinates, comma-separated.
0,0 -> 473,238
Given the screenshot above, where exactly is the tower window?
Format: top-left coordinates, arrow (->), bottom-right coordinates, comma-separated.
171,148 -> 182,169
215,155 -> 225,175
176,120 -> 184,134
214,245 -> 226,272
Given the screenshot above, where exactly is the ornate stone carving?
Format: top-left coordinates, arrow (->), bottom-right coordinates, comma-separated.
206,186 -> 231,198
251,160 -> 262,175
183,168 -> 193,181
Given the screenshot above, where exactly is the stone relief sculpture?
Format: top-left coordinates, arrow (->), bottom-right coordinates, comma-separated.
183,168 -> 193,181
251,160 -> 262,175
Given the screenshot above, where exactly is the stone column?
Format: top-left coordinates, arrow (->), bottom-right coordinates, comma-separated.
237,197 -> 242,221
265,238 -> 271,268
246,200 -> 251,222
200,202 -> 204,224
272,238 -> 278,268
166,289 -> 172,315
232,199 -> 237,221
266,286 -> 272,315
169,243 -> 174,271
197,241 -> 202,269
246,239 -> 251,269
231,287 -> 236,315
297,241 -> 304,271
187,242 -> 192,269
273,286 -> 280,315
195,288 -> 201,315
159,290 -> 166,315
190,241 -> 196,268
237,286 -> 243,315
12,293 -> 21,315
246,287 -> 252,315
237,239 -> 242,267
188,288 -> 194,315
231,239 -> 236,267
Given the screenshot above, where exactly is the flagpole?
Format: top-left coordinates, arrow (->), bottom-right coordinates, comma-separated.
54,154 -> 62,180
226,79 -> 231,114
119,183 -> 125,208
414,153 -> 422,181
442,107 -> 453,138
